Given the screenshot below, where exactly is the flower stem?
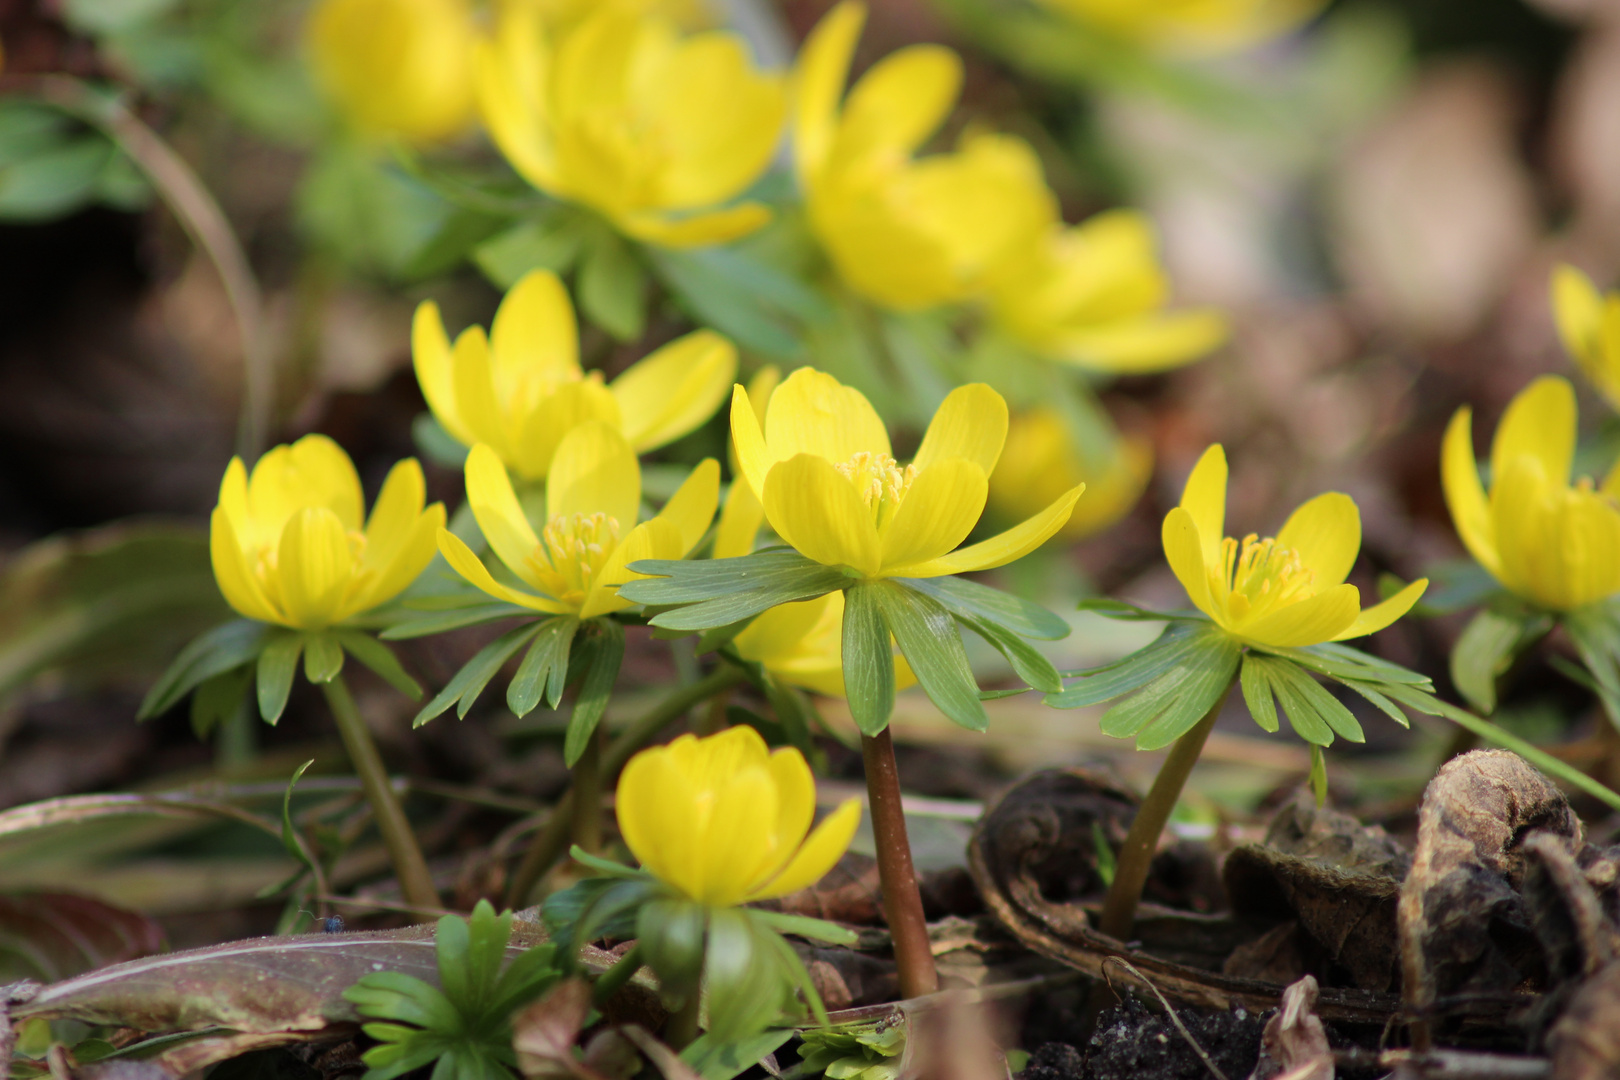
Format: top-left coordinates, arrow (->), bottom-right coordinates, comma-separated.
861,726 -> 938,1000
572,728 -> 603,855
505,663 -> 748,907
320,674 -> 438,911
665,986 -> 703,1050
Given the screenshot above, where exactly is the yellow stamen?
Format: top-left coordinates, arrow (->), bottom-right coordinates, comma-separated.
528,512 -> 620,607
1210,533 -> 1316,624
836,451 -> 917,531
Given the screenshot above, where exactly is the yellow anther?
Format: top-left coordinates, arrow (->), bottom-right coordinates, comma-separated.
836,451 -> 917,530
528,511 -> 621,606
1209,533 -> 1317,625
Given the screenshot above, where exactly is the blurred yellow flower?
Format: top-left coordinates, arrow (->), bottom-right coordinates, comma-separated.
308,0 -> 477,144
617,726 -> 860,906
988,210 -> 1227,374
1163,445 -> 1426,647
1443,375 -> 1620,612
477,2 -> 787,248
413,270 -> 736,481
439,423 -> 718,618
732,591 -> 917,699
794,2 -> 1051,311
1035,0 -> 1326,53
1552,264 -> 1620,414
731,368 -> 1083,578
714,366 -> 782,561
212,436 -> 445,630
517,0 -> 713,31
988,408 -> 1153,543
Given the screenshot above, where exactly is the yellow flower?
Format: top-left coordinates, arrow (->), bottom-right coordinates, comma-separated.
732,591 -> 917,699
517,0 -> 713,31
1552,264 -> 1620,414
476,2 -> 787,248
714,366 -> 783,561
988,408 -> 1153,543
211,436 -> 445,630
308,0 -> 477,144
439,422 -> 719,617
1163,445 -> 1426,647
987,210 -> 1227,374
1443,375 -> 1620,612
793,2 -> 1052,311
617,726 -> 861,906
1035,0 -> 1326,53
731,368 -> 1084,579
413,270 -> 737,481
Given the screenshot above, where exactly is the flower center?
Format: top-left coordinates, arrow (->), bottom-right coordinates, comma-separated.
1212,533 -> 1317,623
836,451 -> 916,531
527,512 -> 620,607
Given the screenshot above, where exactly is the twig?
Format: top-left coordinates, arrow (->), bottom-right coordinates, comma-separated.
1100,957 -> 1230,1080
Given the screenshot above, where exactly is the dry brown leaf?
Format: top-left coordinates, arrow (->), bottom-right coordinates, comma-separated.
1249,976 -> 1332,1080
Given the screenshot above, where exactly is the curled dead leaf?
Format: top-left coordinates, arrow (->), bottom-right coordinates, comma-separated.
1249,976 -> 1332,1080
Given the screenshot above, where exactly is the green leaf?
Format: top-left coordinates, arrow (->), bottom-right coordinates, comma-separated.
546,876 -> 659,966
841,582 -> 893,737
1101,627 -> 1240,750
565,619 -> 624,766
381,602 -> 529,640
1239,652 -> 1280,734
960,616 -> 1061,693
397,206 -> 510,282
567,845 -> 647,880
637,897 -> 708,1000
625,552 -> 849,632
410,414 -> 470,472
704,908 -> 790,1042
256,631 -> 304,723
1074,597 -> 1199,622
188,664 -> 253,739
1338,678 -> 1410,728
1278,641 -> 1432,686
0,138 -> 116,222
140,619 -> 269,720
1245,654 -> 1355,747
472,208 -> 588,288
1561,602 -> 1620,725
1450,606 -> 1549,714
1046,621 -> 1205,708
746,910 -> 858,946
902,575 -> 1070,640
681,1029 -> 796,1080
874,582 -> 987,733
1309,745 -> 1328,808
578,231 -> 646,341
280,759 -> 318,874
333,630 -> 423,700
759,674 -> 817,759
413,623 -> 542,728
648,248 -> 808,360
507,616 -> 579,717
303,632 -> 345,684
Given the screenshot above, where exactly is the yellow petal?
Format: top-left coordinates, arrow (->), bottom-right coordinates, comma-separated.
1161,506 -> 1218,621
616,749 -> 699,894
692,763 -> 779,906
837,44 -> 960,162
611,330 -> 738,451
464,444 -> 546,589
730,383 -> 773,502
746,798 -> 862,901
1331,578 -> 1428,641
210,506 -> 281,624
742,747 -> 818,894
1238,584 -> 1361,649
475,9 -> 560,195
714,480 -> 766,559
438,528 -> 569,614
412,302 -> 473,447
277,507 -> 356,630
793,0 -> 863,187
362,458 -> 428,574
655,458 -> 721,556
510,376 -> 622,482
912,383 -> 1008,476
1553,263 -> 1603,368
1441,407 -> 1501,578
449,327 -> 510,457
888,483 -> 1083,578
583,516 -> 684,618
765,367 -> 891,465
879,459 -> 987,571
350,502 -> 445,619
547,421 -> 641,533
763,453 -> 883,577
1179,445 -> 1227,570
1046,309 -> 1228,374
489,270 -> 580,385
1275,492 -> 1360,589
1491,455 -> 1555,607
247,436 -> 366,535
1557,488 -> 1620,609
1491,375 -> 1575,490
619,204 -> 773,248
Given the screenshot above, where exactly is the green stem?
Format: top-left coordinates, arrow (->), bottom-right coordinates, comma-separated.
593,945 -> 643,1007
320,674 -> 439,911
572,728 -> 603,855
861,726 -> 938,1000
505,664 -> 748,907
665,985 -> 703,1051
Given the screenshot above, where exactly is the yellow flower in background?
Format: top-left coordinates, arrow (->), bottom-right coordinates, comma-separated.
1035,0 -> 1326,53
617,726 -> 860,906
439,422 -> 719,618
988,210 -> 1227,374
731,368 -> 1084,578
477,2 -> 787,248
1163,445 -> 1426,647
793,2 -> 1052,311
988,409 -> 1154,543
732,591 -> 917,698
308,0 -> 476,144
1443,376 -> 1620,612
517,0 -> 713,31
1552,264 -> 1620,414
414,271 -> 736,481
212,436 -> 445,630
714,366 -> 783,560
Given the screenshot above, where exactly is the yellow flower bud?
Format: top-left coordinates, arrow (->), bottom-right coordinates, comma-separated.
210,436 -> 445,630
988,409 -> 1154,543
616,726 -> 861,907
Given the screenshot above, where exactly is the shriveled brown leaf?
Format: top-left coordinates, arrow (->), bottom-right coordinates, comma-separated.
1549,958 -> 1620,1080
1250,976 -> 1332,1080
618,1026 -> 704,1080
513,978 -> 598,1080
0,892 -> 167,983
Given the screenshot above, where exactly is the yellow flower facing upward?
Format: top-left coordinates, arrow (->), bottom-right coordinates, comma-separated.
477,2 -> 787,248
1553,264 -> 1620,414
308,0 -> 477,144
439,422 -> 719,618
1036,0 -> 1326,53
414,271 -> 736,481
732,591 -> 917,699
731,368 -> 1084,579
1163,445 -> 1426,647
987,210 -> 1227,374
794,2 -> 1052,311
988,408 -> 1154,543
1443,376 -> 1620,612
617,726 -> 861,907
212,436 -> 445,630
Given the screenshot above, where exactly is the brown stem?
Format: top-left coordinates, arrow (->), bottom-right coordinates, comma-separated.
571,728 -> 603,855
861,727 -> 938,999
320,675 -> 439,911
